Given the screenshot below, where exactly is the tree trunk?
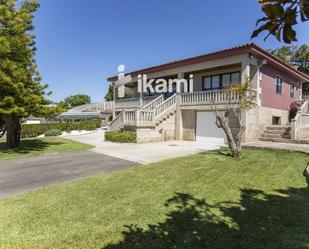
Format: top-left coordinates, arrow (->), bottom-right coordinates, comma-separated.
5,115 -> 21,149
216,115 -> 242,159
234,126 -> 246,158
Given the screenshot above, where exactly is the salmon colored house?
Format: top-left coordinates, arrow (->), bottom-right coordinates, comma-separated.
107,43 -> 309,144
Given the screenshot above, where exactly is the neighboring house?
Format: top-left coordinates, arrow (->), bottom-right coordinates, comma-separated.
22,104 -> 58,124
56,102 -> 114,126
22,116 -> 46,124
107,43 -> 309,144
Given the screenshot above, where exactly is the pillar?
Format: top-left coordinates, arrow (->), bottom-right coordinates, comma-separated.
240,56 -> 251,143
175,72 -> 185,140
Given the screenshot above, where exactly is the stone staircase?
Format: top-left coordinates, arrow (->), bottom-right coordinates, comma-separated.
259,125 -> 309,144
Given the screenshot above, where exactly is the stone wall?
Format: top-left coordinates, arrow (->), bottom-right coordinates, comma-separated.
156,112 -> 176,141
246,106 -> 289,142
298,128 -> 309,140
182,110 -> 196,141
124,111 -> 176,143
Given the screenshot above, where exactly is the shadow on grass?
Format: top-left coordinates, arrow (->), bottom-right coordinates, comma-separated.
200,148 -> 233,158
0,139 -> 63,155
105,188 -> 309,249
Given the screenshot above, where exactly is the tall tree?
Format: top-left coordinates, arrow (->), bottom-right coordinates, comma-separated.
270,44 -> 309,93
252,0 -> 309,43
64,94 -> 91,108
105,85 -> 113,101
270,44 -> 309,74
0,0 -> 51,148
295,44 -> 309,74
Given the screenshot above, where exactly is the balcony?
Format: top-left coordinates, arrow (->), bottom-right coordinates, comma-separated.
114,96 -> 158,110
180,89 -> 241,106
113,89 -> 256,112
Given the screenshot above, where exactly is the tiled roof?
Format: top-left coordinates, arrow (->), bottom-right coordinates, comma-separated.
107,43 -> 309,82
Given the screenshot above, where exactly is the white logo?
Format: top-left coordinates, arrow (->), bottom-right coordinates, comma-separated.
113,64 -> 194,98
114,65 -> 132,98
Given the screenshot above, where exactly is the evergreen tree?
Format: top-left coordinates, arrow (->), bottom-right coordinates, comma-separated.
0,0 -> 50,148
270,44 -> 309,94
105,85 -> 113,101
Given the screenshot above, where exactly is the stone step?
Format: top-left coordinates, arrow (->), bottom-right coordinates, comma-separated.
260,133 -> 290,139
263,130 -> 289,135
155,111 -> 176,126
259,137 -> 309,144
265,126 -> 291,131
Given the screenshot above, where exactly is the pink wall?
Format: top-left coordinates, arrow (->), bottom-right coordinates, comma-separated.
260,65 -> 301,110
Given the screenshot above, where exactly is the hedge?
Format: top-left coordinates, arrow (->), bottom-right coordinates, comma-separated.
21,119 -> 101,138
44,129 -> 63,137
105,131 -> 137,143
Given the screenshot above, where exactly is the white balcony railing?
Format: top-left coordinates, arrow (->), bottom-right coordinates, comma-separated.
114,98 -> 140,109
180,90 -> 240,105
109,90 -> 253,131
114,96 -> 158,109
142,96 -> 160,107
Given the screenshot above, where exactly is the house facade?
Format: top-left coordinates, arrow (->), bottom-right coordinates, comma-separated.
107,43 -> 309,144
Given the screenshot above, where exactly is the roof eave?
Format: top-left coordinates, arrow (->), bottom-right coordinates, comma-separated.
107,43 -> 309,83
249,46 -> 309,82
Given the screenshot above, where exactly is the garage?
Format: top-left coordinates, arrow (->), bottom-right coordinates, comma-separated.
196,111 -> 227,145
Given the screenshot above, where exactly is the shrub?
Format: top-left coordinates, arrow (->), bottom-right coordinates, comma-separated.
289,100 -> 304,121
44,129 -> 63,137
105,131 -> 137,143
21,118 -> 101,138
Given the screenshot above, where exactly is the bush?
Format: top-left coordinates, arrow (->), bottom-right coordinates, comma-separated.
21,118 -> 101,138
105,131 -> 137,143
289,100 -> 304,121
44,129 -> 63,137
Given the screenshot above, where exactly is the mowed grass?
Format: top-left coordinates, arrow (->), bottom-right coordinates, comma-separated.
0,148 -> 308,249
0,137 -> 94,159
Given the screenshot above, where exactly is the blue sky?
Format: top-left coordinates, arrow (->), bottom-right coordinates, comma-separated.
34,0 -> 309,102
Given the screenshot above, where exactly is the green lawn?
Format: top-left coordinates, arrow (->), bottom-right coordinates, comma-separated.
0,148 -> 308,249
0,137 -> 94,159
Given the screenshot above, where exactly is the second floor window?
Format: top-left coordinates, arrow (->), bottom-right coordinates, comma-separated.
290,83 -> 295,98
203,72 -> 240,90
276,76 -> 283,94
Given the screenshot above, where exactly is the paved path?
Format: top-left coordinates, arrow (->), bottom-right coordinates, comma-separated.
63,130 -> 222,164
244,141 -> 309,154
0,151 -> 137,199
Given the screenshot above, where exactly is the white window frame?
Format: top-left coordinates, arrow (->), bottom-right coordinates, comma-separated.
290,82 -> 295,98
275,76 -> 283,94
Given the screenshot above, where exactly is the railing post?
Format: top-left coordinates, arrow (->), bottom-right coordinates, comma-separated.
123,111 -> 126,125
176,94 -> 183,140
135,109 -> 140,127
291,119 -> 297,140
176,93 -> 181,107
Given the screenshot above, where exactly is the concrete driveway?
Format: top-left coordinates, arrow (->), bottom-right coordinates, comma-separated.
0,151 -> 137,199
64,129 -> 222,164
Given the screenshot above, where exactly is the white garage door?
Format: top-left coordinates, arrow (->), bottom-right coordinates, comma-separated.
196,112 -> 227,145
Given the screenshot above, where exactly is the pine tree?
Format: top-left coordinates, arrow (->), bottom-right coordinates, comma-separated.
105,85 -> 113,101
0,0 -> 49,148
